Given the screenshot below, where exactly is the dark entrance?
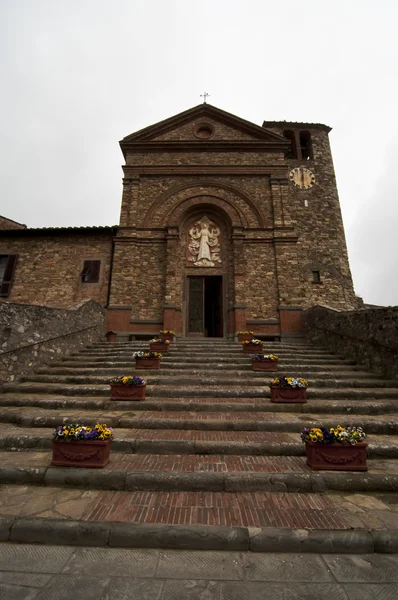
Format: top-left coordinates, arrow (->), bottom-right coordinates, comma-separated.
187,276 -> 223,337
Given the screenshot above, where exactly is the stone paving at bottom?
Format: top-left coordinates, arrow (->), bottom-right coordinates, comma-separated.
2,484 -> 398,530
1,543 -> 398,599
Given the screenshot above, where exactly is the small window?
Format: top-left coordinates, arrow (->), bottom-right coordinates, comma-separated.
300,131 -> 313,160
283,130 -> 298,159
0,254 -> 18,297
312,270 -> 321,283
81,260 -> 101,283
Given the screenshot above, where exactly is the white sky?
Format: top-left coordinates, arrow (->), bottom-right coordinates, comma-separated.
0,0 -> 397,305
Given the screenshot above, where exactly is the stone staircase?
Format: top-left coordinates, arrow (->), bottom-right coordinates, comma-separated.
1,338 -> 398,544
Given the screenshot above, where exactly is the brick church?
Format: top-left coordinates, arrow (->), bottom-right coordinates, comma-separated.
0,104 -> 358,339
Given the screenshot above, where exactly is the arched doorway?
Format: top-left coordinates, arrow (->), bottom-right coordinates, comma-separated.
181,209 -> 230,338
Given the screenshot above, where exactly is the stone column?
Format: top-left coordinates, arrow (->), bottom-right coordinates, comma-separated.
119,177 -> 140,228
163,226 -> 180,334
270,177 -> 292,228
231,227 -> 247,335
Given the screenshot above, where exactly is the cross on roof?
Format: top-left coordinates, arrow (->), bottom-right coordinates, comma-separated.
200,92 -> 210,104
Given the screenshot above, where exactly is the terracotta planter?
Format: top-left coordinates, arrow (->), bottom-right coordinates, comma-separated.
51,439 -> 111,468
305,441 -> 368,471
135,357 -> 160,369
159,334 -> 174,343
150,342 -> 169,353
252,359 -> 278,372
270,386 -> 307,403
106,332 -> 117,343
110,383 -> 146,401
243,343 -> 263,353
238,334 -> 253,342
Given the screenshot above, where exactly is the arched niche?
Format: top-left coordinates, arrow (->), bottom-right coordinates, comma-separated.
143,182 -> 264,229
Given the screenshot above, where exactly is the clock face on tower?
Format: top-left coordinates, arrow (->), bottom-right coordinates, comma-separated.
289,167 -> 316,189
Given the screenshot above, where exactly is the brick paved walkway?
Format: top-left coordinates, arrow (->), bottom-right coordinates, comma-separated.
1,484 -> 398,530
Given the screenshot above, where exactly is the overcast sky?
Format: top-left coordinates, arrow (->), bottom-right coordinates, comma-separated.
0,0 -> 397,306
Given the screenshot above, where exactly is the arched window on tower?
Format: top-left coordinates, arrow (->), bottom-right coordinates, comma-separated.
299,131 -> 313,160
283,130 -> 298,159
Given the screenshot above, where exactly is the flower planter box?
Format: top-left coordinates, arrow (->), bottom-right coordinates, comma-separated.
51,439 -> 111,468
243,343 -> 263,353
150,342 -> 169,353
159,334 -> 174,343
305,441 -> 368,471
110,383 -> 146,401
135,357 -> 161,369
238,334 -> 253,342
252,359 -> 278,372
270,386 -> 307,403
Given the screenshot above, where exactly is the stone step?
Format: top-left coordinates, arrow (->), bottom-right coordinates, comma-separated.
18,373 -> 395,388
74,349 -> 346,360
36,363 -> 368,374
0,484 -> 392,533
83,343 -> 326,351
3,382 -> 398,399
53,358 -> 358,369
0,424 -> 397,457
2,405 -> 397,433
0,451 -> 396,493
77,342 -> 336,351
1,409 -> 397,435
1,394 -> 397,414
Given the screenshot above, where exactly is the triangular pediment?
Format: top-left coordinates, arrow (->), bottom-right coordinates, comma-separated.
120,104 -> 288,148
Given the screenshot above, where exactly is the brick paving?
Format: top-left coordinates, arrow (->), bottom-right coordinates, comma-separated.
81,490 -> 349,529
1,483 -> 398,530
113,454 -> 308,473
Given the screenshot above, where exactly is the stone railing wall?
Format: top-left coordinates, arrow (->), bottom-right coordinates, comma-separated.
0,300 -> 106,381
304,305 -> 398,379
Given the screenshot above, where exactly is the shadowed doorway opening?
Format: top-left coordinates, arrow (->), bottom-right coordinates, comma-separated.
187,276 -> 223,337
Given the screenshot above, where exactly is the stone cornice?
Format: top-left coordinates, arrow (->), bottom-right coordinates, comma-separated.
122,165 -> 289,178
262,121 -> 332,133
122,140 -> 288,154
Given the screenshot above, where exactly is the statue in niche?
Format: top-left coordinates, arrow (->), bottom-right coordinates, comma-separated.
188,217 -> 221,267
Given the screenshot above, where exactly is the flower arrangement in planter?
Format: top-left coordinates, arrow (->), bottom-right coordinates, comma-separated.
105,330 -> 117,343
51,423 -> 114,468
269,376 -> 308,403
251,354 -> 278,372
159,330 -> 175,342
242,338 -> 264,353
149,337 -> 170,352
301,426 -> 367,471
133,351 -> 162,369
237,330 -> 254,342
109,375 -> 147,401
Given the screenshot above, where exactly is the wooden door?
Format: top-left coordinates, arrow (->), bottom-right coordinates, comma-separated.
187,276 -> 204,336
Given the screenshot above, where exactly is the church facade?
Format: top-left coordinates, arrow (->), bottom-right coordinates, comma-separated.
0,104 -> 358,339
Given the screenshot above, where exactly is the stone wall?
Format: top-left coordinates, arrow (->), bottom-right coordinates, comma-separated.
304,305 -> 398,379
0,299 -> 106,381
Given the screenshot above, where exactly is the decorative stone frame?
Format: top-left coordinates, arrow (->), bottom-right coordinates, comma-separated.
193,122 -> 215,140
